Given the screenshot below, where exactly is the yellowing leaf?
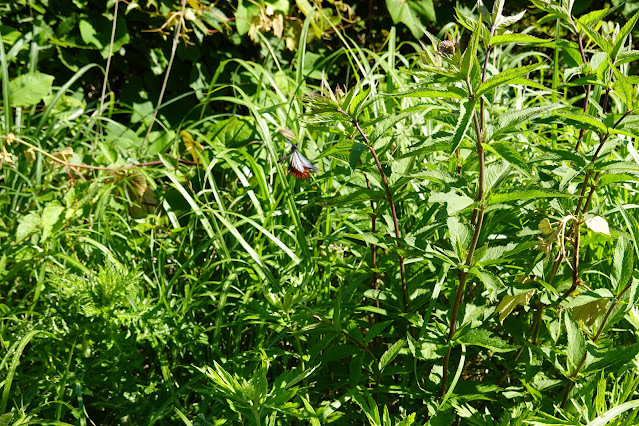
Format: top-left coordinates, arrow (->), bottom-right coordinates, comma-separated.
538,218 -> 554,234
50,147 -> 74,168
496,289 -> 535,324
181,130 -> 203,164
0,145 -> 14,166
572,298 -> 609,327
129,173 -> 148,199
585,216 -> 611,236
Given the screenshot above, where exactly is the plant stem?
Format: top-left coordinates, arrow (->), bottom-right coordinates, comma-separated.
345,111 -> 408,312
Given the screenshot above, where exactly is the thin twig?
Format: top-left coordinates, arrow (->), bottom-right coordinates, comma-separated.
340,108 -> 408,312
143,0 -> 187,147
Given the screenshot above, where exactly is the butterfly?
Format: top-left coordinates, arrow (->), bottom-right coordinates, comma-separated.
278,143 -> 319,179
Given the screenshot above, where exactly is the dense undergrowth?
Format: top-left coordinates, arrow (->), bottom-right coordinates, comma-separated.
2,0 -> 639,424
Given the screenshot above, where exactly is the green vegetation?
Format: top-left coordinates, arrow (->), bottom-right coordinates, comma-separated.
2,0 -> 639,424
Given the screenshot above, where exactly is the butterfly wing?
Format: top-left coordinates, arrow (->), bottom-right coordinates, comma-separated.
288,147 -> 318,179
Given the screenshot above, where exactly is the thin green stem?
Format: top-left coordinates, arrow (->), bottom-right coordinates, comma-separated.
343,110 -> 408,312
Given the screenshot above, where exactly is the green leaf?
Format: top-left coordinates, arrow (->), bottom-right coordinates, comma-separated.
318,188 -> 384,207
576,20 -> 613,56
476,63 -> 540,97
588,400 -> 639,426
364,320 -> 394,345
490,33 -> 552,46
585,343 -> 639,374
496,289 -> 535,324
488,103 -> 565,141
447,217 -> 472,260
565,315 -> 586,375
488,187 -> 571,205
379,339 -> 405,372
41,201 -> 65,242
347,88 -> 371,117
349,142 -> 367,169
613,237 -> 634,293
472,270 -> 505,297
7,72 -> 55,107
394,86 -> 467,99
555,111 -> 608,133
16,212 -> 41,242
461,15 -> 482,79
449,99 -> 476,154
485,141 -> 530,173
368,109 -> 419,144
611,10 -> 639,61
385,0 -> 435,39
428,191 -> 475,216
457,328 -> 515,353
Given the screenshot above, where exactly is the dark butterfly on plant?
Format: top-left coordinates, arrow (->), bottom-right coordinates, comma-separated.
278,143 -> 319,179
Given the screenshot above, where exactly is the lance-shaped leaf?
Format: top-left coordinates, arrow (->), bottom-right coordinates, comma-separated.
349,142 -> 367,169
449,99 -> 476,155
490,33 -> 552,46
488,187 -> 572,205
578,5 -> 621,27
611,10 -> 639,61
457,328 -> 515,353
576,20 -> 613,57
565,315 -> 586,375
461,14 -> 482,80
488,103 -> 565,142
485,141 -> 531,173
476,63 -> 540,97
555,111 -> 608,133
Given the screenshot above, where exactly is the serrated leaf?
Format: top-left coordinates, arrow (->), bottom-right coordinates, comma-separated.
489,188 -> 571,205
457,328 -> 515,353
488,103 -> 565,142
461,15 -> 482,79
476,63 -> 540,97
447,216 -> 472,261
611,10 -> 639,61
347,88 -> 371,117
555,111 -> 608,133
449,99 -> 476,154
364,320 -> 394,345
495,10 -> 526,29
566,315 -> 586,375
490,33 -> 551,46
368,110 -> 418,144
349,142 -> 367,169
473,269 -> 505,297
576,20 -> 613,56
613,237 -> 634,292
318,189 -> 384,207
497,289 -> 535,323
585,343 -> 639,374
394,86 -> 468,99
406,334 -> 442,361
585,216 -> 611,236
486,141 -> 530,172
379,339 -> 405,372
